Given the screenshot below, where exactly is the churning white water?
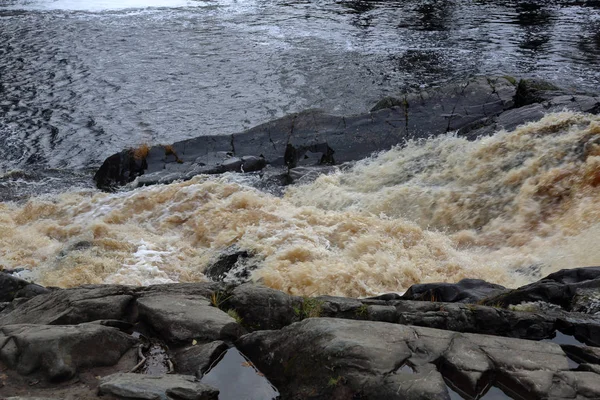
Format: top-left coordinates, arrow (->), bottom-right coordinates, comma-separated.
2,112 -> 599,297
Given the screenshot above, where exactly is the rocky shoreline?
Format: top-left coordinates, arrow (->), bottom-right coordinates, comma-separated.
0,267 -> 599,399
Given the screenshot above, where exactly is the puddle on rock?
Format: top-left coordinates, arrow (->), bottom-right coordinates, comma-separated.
445,380 -> 514,400
543,331 -> 586,346
542,331 -> 586,369
399,363 -> 414,373
131,332 -> 172,375
200,348 -> 280,400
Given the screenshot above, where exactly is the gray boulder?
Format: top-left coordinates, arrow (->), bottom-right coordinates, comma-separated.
0,272 -> 50,302
226,283 -> 302,331
172,340 -> 229,377
237,318 -> 600,400
0,323 -> 136,381
98,373 -> 219,400
401,278 -> 507,303
136,294 -> 245,344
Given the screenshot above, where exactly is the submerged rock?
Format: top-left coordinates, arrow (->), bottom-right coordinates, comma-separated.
203,249 -> 258,284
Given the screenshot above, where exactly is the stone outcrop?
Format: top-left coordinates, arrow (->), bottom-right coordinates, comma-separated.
0,323 -> 136,381
237,317 -> 600,399
94,76 -> 600,191
0,268 -> 599,399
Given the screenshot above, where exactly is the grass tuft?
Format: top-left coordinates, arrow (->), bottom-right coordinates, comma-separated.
227,309 -> 243,324
210,291 -> 232,309
293,297 -> 323,320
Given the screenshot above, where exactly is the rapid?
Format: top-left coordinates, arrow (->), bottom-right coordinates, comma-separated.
1,112 -> 600,297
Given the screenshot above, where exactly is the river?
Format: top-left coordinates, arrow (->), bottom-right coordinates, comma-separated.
1,0 -> 600,294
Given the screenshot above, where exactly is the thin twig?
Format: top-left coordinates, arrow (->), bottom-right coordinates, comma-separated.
130,346 -> 147,373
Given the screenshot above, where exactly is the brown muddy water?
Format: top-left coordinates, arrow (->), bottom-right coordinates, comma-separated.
1,113 -> 599,296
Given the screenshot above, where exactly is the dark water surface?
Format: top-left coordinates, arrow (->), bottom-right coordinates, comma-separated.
1,0 -> 600,187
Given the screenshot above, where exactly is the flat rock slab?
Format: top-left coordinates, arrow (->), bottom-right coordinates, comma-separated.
237,318 -> 600,400
0,323 -> 136,381
136,294 -> 244,344
0,285 -> 135,326
98,373 -> 219,400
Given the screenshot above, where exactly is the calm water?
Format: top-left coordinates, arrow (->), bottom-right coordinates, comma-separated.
1,0 -> 600,193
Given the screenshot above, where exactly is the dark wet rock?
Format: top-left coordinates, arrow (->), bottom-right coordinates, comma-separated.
0,285 -> 136,326
225,284 -> 302,331
0,323 -> 136,381
401,278 -> 507,303
546,267 -> 600,284
0,275 -> 599,398
98,373 -> 219,400
514,78 -> 564,107
94,75 -> 600,191
203,249 -> 258,283
314,295 -> 600,344
545,94 -> 600,114
0,272 -> 50,302
172,340 -> 229,378
95,76 -> 519,190
393,301 -> 556,340
136,294 -> 245,344
317,295 -> 365,319
572,289 -> 600,315
94,150 -> 147,192
555,314 -> 600,347
287,165 -> 339,184
562,344 -> 600,365
139,282 -> 225,299
481,266 -> 600,310
237,318 -> 599,400
463,93 -> 600,140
